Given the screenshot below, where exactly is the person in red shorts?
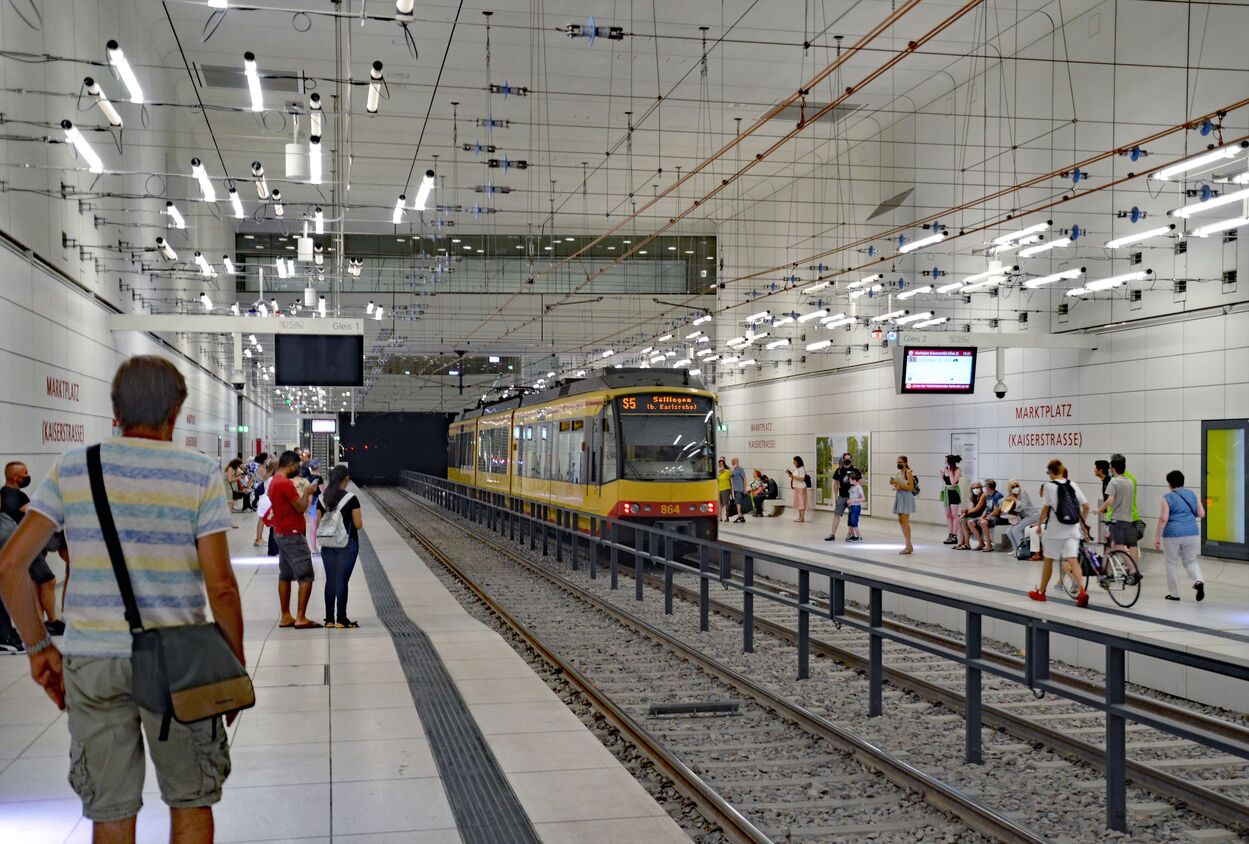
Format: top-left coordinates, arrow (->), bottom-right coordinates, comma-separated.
267,451 -> 321,628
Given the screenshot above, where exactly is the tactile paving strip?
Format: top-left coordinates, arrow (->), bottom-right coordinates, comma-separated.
356,532 -> 541,844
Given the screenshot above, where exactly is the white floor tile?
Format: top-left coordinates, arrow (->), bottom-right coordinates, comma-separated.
331,778 -> 456,835
330,737 -> 438,781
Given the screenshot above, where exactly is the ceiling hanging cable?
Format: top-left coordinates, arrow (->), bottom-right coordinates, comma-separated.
161,3 -> 228,179
402,0 -> 464,194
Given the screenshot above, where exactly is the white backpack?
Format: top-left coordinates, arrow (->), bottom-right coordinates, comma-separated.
316,492 -> 355,548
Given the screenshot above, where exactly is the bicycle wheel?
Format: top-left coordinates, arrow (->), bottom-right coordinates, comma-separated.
1061,559 -> 1087,598
1104,550 -> 1141,608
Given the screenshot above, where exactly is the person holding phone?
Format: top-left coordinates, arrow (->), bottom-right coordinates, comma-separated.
787,456 -> 809,523
267,451 -> 322,629
890,455 -> 917,554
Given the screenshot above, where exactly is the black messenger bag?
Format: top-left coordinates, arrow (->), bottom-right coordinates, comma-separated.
86,445 -> 255,740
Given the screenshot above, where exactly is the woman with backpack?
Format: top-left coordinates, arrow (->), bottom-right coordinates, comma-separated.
1029,459 -> 1090,606
890,455 -> 918,554
316,465 -> 363,628
1154,470 -> 1206,602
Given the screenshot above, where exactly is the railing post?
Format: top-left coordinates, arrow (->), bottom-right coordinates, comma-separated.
635,529 -> 645,601
797,569 -> 810,680
965,610 -> 983,764
831,575 -> 844,621
868,586 -> 883,717
1027,623 -> 1050,691
742,554 -> 754,653
1106,645 -> 1128,833
719,548 -> 730,584
571,514 -> 580,571
555,509 -> 564,563
610,522 -> 619,590
588,518 -> 597,579
698,544 -> 710,632
542,506 -> 549,556
663,535 -> 674,615
529,503 -> 536,551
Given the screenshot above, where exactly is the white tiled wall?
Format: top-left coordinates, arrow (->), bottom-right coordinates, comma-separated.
0,243 -> 271,481
717,309 -> 1249,542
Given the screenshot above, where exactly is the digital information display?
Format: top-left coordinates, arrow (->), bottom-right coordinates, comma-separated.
901,347 -> 977,394
311,418 -> 337,433
619,394 -> 713,414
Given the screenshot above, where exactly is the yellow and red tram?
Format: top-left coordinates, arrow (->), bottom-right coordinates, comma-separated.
447,369 -> 719,541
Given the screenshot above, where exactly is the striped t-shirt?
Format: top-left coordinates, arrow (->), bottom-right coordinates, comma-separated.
28,437 -> 232,658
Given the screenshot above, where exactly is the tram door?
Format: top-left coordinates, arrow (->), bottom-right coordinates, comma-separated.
1202,419 -> 1248,560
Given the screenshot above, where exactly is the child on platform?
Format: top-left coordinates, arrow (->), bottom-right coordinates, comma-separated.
846,470 -> 865,542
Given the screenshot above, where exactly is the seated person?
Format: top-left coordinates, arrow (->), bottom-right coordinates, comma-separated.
1002,480 -> 1038,552
755,473 -> 781,514
749,470 -> 765,516
975,480 -> 1009,552
956,481 -> 988,549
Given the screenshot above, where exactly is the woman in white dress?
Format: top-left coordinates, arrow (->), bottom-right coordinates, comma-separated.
890,455 -> 917,554
787,456 -> 810,523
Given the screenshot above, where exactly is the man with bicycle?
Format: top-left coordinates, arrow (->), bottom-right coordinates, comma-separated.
1098,454 -> 1141,583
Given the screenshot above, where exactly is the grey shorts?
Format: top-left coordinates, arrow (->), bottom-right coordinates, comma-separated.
29,551 -> 55,585
834,496 -> 850,516
65,656 -> 230,822
1109,520 -> 1139,547
276,532 -> 315,582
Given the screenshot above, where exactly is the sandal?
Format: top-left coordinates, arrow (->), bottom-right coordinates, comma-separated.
293,620 -> 323,629
278,620 -> 295,628
338,619 -> 360,629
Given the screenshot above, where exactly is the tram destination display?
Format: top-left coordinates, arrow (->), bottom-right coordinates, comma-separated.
618,394 -> 713,413
899,346 -> 977,394
275,334 -> 364,386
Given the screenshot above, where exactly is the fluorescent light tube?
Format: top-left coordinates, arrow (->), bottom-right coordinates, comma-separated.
765,339 -> 790,349
871,309 -> 907,322
413,170 -> 436,210
602,349 -> 615,358
155,237 -> 177,261
200,292 -> 213,311
275,258 -> 288,279
165,201 -> 185,229
685,330 -> 703,340
806,339 -> 832,351
746,311 -> 770,323
392,194 -> 406,224
672,358 -> 692,367
771,315 -> 795,328
271,188 -> 284,217
60,121 -> 103,173
961,275 -> 1006,292
191,158 -> 216,202
650,354 -> 666,364
223,256 -> 235,275
243,52 -> 263,112
818,312 -> 847,323
1170,187 -> 1249,219
366,301 -> 375,315
251,161 -> 269,198
1018,237 -> 1070,257
83,77 -> 122,127
1189,216 -> 1249,238
991,220 -> 1050,246
1152,145 -> 1244,181
936,281 -> 963,293
657,334 -> 673,341
1023,267 -> 1085,289
914,316 -> 948,328
367,61 -> 384,113
314,243 -> 324,266
693,314 -> 712,325
1104,225 -> 1175,248
194,252 -> 212,275
897,285 -> 931,300
641,347 -> 654,354
847,273 -> 885,289
824,317 -> 855,329
696,348 -> 714,357
1079,270 -> 1151,293
314,207 -> 324,234
106,41 -> 144,104
228,188 -> 244,219
374,305 -> 384,320
804,280 -> 831,294
308,135 -> 322,184
738,359 -> 756,367
318,296 -> 327,317
848,284 -> 882,299
397,0 -> 415,14
898,230 -> 947,254
895,311 -> 933,325
798,309 -> 828,323
309,93 -> 322,137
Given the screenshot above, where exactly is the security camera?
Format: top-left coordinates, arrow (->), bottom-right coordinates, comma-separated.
994,380 -> 1007,400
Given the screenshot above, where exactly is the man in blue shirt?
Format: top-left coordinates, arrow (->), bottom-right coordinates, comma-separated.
729,458 -> 748,523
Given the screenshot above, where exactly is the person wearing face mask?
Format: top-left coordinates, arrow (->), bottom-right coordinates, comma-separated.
3,461 -> 64,635
954,480 -> 988,550
889,455 -> 917,554
940,455 -> 963,545
825,452 -> 857,541
1003,480 -> 1038,554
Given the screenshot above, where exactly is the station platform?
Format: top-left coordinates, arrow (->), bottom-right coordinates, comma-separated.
0,490 -> 688,843
719,509 -> 1249,713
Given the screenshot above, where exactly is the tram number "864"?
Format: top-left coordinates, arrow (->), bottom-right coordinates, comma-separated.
658,504 -> 682,515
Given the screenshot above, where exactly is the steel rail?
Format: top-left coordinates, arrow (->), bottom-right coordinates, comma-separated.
382,486 -> 1051,844
367,489 -> 773,844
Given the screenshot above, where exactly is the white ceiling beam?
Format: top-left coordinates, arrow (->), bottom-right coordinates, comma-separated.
109,315 -> 364,336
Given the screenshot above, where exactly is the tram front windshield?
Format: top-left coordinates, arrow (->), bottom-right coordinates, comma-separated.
617,394 -> 715,481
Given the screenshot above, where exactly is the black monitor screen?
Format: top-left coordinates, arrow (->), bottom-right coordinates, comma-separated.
274,334 -> 364,386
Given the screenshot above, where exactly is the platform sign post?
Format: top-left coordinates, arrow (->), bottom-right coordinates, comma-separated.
965,610 -> 983,764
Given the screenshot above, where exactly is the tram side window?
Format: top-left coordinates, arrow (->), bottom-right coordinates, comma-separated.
478,427 -> 509,474
554,419 -> 587,484
601,411 -> 618,483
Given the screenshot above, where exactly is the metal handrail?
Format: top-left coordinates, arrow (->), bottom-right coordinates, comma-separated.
398,471 -> 1249,834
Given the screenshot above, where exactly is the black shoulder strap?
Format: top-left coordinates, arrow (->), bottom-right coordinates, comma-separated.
86,444 -> 144,634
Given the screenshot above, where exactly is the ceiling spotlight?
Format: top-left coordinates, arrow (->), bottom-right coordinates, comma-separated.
771,315 -> 795,328
106,40 -> 144,104
374,305 -> 384,320
191,158 -> 216,202
318,295 -> 327,317
367,61 -> 384,113
194,251 -> 213,276
413,170 -> 436,210
251,161 -> 269,198
164,201 -> 185,229
657,333 -> 673,341
155,237 -> 177,261
223,256 -> 235,275
366,301 -> 375,314
898,230 -> 947,254
243,52 -> 263,112
314,242 -> 324,266
392,195 -> 406,225
396,0 -> 415,14
314,207 -> 324,235
271,188 -> 284,217
83,77 -> 122,127
308,135 -> 322,185
60,120 -> 103,173
848,284 -> 882,298
1067,269 -> 1151,296
200,292 -> 213,311
228,187 -> 245,219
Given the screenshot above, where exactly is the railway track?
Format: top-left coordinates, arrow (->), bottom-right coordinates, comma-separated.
385,483 -> 1249,842
371,487 -> 1044,844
